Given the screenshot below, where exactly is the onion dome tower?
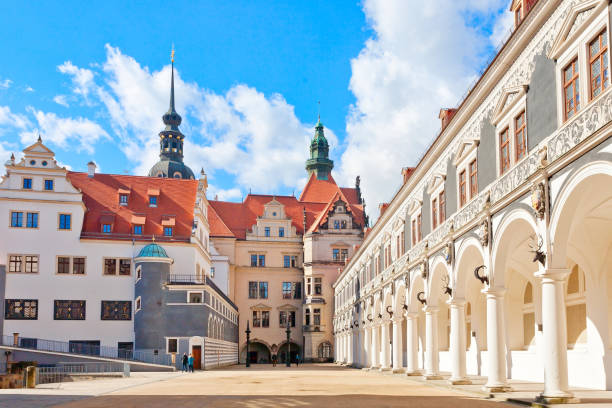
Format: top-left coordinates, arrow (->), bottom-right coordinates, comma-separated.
148,49 -> 195,179
305,116 -> 334,180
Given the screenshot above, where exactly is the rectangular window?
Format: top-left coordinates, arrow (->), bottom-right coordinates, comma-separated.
279,311 -> 296,327
149,196 -> 157,207
5,299 -> 38,320
59,213 -> 71,230
515,111 -> 527,161
278,227 -> 284,237
252,310 -> 261,327
411,219 -> 416,245
282,282 -> 292,299
57,257 -> 70,274
305,309 -> 311,325
589,30 -> 608,99
104,258 -> 117,275
167,338 -> 178,354
11,211 -> 23,227
54,300 -> 86,320
188,292 -> 202,303
73,257 -> 85,274
293,282 -> 302,299
417,213 -> 422,241
119,194 -> 128,205
24,256 -> 38,273
264,227 -> 270,237
44,179 -> 54,191
314,277 -> 322,295
258,255 -> 265,267
500,127 -> 510,174
341,248 -> 348,261
259,281 -> 268,299
102,224 -> 112,233
469,159 -> 478,199
133,225 -> 143,235
564,58 -> 580,120
284,255 -> 290,268
459,170 -> 467,207
306,277 -> 312,296
164,227 -> 173,236
249,281 -> 258,298
432,197 -> 438,229
439,190 -> 445,223
401,230 -> 405,254
22,178 -> 32,189
9,255 -> 22,273
26,212 -> 38,228
313,308 -> 321,326
250,254 -> 257,267
261,310 -> 270,327
119,259 -> 131,276
101,301 -> 132,320
333,248 -> 340,261
334,220 -> 340,229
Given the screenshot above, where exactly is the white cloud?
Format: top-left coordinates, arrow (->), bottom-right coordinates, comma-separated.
57,61 -> 96,104
20,108 -> 109,154
0,106 -> 31,130
25,86 -> 34,93
53,95 -> 70,107
337,0 -> 508,219
0,79 -> 12,89
208,185 -> 243,201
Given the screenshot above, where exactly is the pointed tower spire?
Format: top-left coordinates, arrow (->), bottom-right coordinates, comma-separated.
169,46 -> 176,113
305,113 -> 333,180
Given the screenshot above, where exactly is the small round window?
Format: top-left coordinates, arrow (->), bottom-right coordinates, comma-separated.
29,160 -> 36,165
42,160 -> 48,166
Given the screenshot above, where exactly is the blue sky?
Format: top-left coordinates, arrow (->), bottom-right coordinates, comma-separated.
0,0 -> 511,212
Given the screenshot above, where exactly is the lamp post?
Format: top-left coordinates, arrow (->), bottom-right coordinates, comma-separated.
286,318 -> 291,367
245,320 -> 251,368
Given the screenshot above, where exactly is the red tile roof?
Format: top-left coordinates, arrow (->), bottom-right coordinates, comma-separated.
67,172 -> 198,242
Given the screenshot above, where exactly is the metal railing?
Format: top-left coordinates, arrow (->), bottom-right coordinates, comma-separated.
36,362 -> 125,385
167,274 -> 206,285
2,335 -> 172,366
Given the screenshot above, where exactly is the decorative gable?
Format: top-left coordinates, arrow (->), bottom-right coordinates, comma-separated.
549,0 -> 606,60
453,137 -> 479,166
491,85 -> 529,125
426,171 -> 446,194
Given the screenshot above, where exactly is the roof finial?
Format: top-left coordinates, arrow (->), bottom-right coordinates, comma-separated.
169,45 -> 176,112
317,100 -> 321,122
37,133 -> 42,143
152,234 -> 156,243
171,44 -> 175,63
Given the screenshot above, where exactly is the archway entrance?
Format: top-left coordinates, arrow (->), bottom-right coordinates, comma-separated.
278,342 -> 301,364
241,341 -> 271,364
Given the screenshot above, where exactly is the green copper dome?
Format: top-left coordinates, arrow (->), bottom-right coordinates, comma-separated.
305,117 -> 333,180
137,243 -> 169,258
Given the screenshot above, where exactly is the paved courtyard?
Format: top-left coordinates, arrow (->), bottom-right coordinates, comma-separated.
0,364 -> 513,408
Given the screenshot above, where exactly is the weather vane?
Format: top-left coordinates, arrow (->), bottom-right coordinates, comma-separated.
171,44 -> 175,63
317,100 -> 320,121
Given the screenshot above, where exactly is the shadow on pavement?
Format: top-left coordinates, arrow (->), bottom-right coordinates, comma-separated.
49,394 -> 509,408
0,394 -> 91,408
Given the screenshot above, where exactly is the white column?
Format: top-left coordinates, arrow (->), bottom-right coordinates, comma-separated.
371,323 -> 379,368
392,316 -> 403,373
536,269 -> 575,403
448,299 -> 471,384
482,288 -> 511,392
363,326 -> 371,368
380,320 -> 391,369
347,330 -> 353,366
339,333 -> 344,363
405,312 -> 420,375
424,306 -> 442,380
343,333 -> 348,363
359,328 -> 366,368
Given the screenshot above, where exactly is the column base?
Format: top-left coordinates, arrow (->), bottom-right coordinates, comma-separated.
379,367 -> 392,372
405,370 -> 421,376
448,378 -> 472,385
535,393 -> 579,405
424,374 -> 444,380
392,368 -> 405,374
482,384 -> 512,393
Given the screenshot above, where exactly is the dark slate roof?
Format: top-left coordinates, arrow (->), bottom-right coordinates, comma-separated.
148,159 -> 195,180
137,243 -> 169,258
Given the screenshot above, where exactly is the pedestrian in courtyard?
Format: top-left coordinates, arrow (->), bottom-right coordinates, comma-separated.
295,354 -> 300,367
181,353 -> 188,372
188,353 -> 194,372
272,354 -> 277,367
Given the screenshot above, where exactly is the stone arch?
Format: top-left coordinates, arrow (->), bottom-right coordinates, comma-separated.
428,257 -> 452,350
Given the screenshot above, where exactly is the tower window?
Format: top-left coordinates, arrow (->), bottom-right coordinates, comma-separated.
164,227 -> 173,237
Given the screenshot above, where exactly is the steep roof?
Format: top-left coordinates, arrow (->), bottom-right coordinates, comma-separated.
67,172 -> 198,241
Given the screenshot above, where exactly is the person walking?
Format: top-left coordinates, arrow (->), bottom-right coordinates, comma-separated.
188,353 -> 194,373
181,353 -> 188,372
272,353 -> 277,367
295,354 -> 300,367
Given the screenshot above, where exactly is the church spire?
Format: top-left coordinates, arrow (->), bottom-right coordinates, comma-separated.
162,47 -> 182,132
305,115 -> 334,180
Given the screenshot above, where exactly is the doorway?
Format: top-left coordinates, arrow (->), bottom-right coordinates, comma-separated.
192,345 -> 202,370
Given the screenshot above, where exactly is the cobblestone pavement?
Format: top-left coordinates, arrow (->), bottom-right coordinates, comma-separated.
0,364 -> 512,408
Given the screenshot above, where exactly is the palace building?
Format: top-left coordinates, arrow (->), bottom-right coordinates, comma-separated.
332,0 -> 612,401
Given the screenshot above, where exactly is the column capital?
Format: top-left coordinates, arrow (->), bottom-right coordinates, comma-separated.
404,311 -> 418,319
481,287 -> 506,297
447,297 -> 466,307
535,268 -> 570,282
423,305 -> 439,313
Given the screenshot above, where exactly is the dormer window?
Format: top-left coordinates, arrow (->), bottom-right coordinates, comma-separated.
103,224 -> 112,233
133,225 -> 143,235
147,188 -> 160,207
164,227 -> 173,237
119,194 -> 128,206
149,196 -> 157,207
334,220 -> 340,229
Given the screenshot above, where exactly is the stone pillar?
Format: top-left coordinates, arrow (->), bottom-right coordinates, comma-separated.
359,329 -> 366,368
424,306 -> 442,380
347,330 -> 353,366
405,313 -> 420,375
392,316 -> 404,373
448,299 -> 471,384
482,288 -> 511,392
371,323 -> 379,368
342,333 -> 348,364
380,320 -> 391,370
536,269 -> 576,404
363,326 -> 371,369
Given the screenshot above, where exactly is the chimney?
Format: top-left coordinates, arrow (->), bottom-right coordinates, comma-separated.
401,167 -> 414,184
438,108 -> 457,131
378,202 -> 390,217
87,161 -> 97,178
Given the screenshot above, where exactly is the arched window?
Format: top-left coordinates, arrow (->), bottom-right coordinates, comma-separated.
566,265 -> 587,348
173,172 -> 182,179
523,281 -> 535,347
318,342 -> 332,359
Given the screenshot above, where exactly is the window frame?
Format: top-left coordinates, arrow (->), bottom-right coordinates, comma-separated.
22,177 -> 32,190
58,213 -> 72,230
499,127 -> 511,175
5,299 -> 38,320
588,29 -> 609,100
44,179 -> 54,191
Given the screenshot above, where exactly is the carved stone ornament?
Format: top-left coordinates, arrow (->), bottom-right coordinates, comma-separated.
537,146 -> 548,168
531,182 -> 546,220
477,218 -> 489,247
442,242 -> 453,265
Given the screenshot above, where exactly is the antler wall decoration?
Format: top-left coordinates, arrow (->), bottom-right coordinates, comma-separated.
386,305 -> 393,317
529,234 -> 546,267
474,265 -> 489,285
442,273 -> 452,296
417,291 -> 427,305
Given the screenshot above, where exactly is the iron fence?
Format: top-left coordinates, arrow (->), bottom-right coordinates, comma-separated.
36,362 -> 125,385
